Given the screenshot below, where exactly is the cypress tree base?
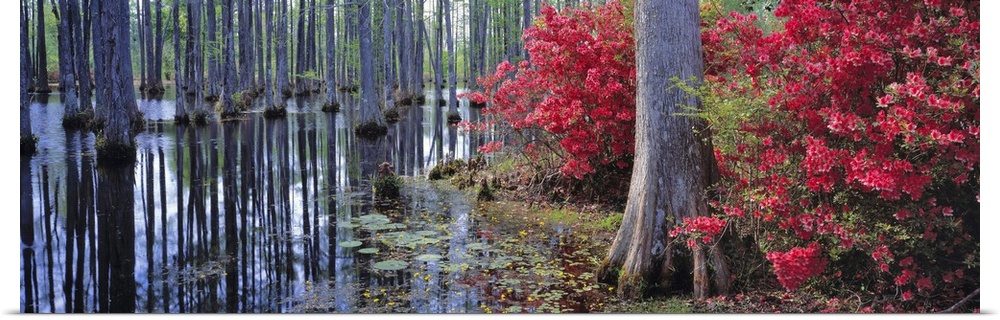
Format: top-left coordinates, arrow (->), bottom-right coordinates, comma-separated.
62,110 -> 94,130
353,120 -> 388,139
263,106 -> 288,118
321,102 -> 340,113
446,111 -> 462,125
174,113 -> 190,124
191,111 -> 210,125
219,110 -> 241,121
20,135 -> 37,156
412,94 -> 426,105
384,108 -> 400,124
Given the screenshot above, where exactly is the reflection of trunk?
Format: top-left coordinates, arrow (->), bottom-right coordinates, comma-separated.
297,114 -> 314,280
42,166 -> 56,312
158,134 -> 170,310
176,126 -> 188,312
239,118 -> 253,309
144,147 -> 158,311
64,133 -> 81,312
208,124 -> 220,311
325,112 -> 338,279
96,164 -> 137,313
20,157 -> 36,313
223,122 -> 239,312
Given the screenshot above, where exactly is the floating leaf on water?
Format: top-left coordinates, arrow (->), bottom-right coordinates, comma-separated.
466,243 -> 489,251
358,248 -> 379,254
416,230 -> 438,237
338,240 -> 363,248
373,260 -> 408,271
415,254 -> 443,262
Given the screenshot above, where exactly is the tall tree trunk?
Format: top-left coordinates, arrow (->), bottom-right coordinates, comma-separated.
382,0 -> 394,107
138,0 -> 148,92
90,0 -> 107,124
255,0 -> 265,91
57,0 -> 82,128
239,0 -> 254,92
277,0 -> 291,99
174,0 -> 188,122
190,0 -> 205,119
444,0 -> 458,119
414,0 -> 424,94
36,0 -> 51,93
21,0 -> 36,155
598,0 -> 729,300
357,0 -> 386,132
323,0 -> 339,110
294,0 -> 307,94
307,0 -> 318,92
95,0 -> 140,165
221,0 -> 239,118
264,0 -> 276,108
70,0 -> 92,113
206,0 -> 220,99
395,0 -> 409,96
433,0 -> 443,104
150,0 -> 165,93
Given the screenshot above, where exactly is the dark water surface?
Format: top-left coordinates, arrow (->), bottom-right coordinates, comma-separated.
19,89 -> 509,313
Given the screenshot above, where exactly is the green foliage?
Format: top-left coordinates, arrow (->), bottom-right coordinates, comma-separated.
373,174 -> 403,199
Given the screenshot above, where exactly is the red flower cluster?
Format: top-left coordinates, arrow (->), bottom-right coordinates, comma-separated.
670,216 -> 727,248
464,0 -> 635,179
704,0 -> 979,301
766,243 -> 828,291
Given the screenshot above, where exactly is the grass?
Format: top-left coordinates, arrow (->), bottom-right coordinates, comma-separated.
603,297 -> 693,313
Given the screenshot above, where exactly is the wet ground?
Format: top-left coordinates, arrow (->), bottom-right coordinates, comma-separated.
19,88 -> 611,313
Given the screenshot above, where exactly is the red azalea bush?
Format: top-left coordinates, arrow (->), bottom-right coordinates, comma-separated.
702,0 -> 979,310
465,0 -> 636,180
766,243 -> 829,291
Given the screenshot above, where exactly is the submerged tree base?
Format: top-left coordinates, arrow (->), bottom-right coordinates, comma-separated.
174,113 -> 190,124
220,109 -> 241,121
190,111 -> 210,125
413,94 -> 426,105
263,106 -> 288,118
62,110 -> 94,130
95,138 -> 137,167
354,120 -> 388,139
321,102 -> 340,113
446,111 -> 462,125
20,135 -> 37,156
384,107 -> 400,124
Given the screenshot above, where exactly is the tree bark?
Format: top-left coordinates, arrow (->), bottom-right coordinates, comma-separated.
70,0 -> 92,112
174,0 -> 187,122
444,0 -> 458,117
239,0 -> 255,92
57,0 -> 81,127
152,0 -> 164,93
95,0 -> 140,165
598,0 -> 729,300
206,0 -> 221,99
276,0 -> 291,101
221,0 -> 239,118
323,0 -> 339,109
21,0 -> 35,155
357,0 -> 386,131
382,0 -> 394,107
36,0 -> 51,93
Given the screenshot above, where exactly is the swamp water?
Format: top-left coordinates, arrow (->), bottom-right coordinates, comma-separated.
19,89 -> 610,313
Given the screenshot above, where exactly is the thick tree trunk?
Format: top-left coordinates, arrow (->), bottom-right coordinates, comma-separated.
152,0 -> 164,93
294,0 -> 307,94
255,0 -> 265,90
395,0 -> 409,96
357,0 -> 386,132
598,0 -> 729,300
57,0 -> 81,128
323,0 -> 339,110
221,0 -> 239,118
382,0 -> 394,107
206,0 -> 220,99
444,0 -> 458,118
138,0 -> 148,92
239,0 -> 254,92
414,0 -> 425,93
36,0 -> 51,93
264,0 -> 276,107
21,0 -> 35,155
70,0 -> 92,113
189,0 -> 205,119
276,0 -> 291,101
96,0 -> 140,165
174,0 -> 188,122
433,0 -> 443,103
90,0 -> 107,124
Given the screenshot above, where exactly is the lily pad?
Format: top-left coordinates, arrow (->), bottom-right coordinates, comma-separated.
374,260 -> 408,271
415,254 -> 443,262
466,243 -> 489,251
338,240 -> 363,248
416,230 -> 438,236
358,248 -> 379,254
